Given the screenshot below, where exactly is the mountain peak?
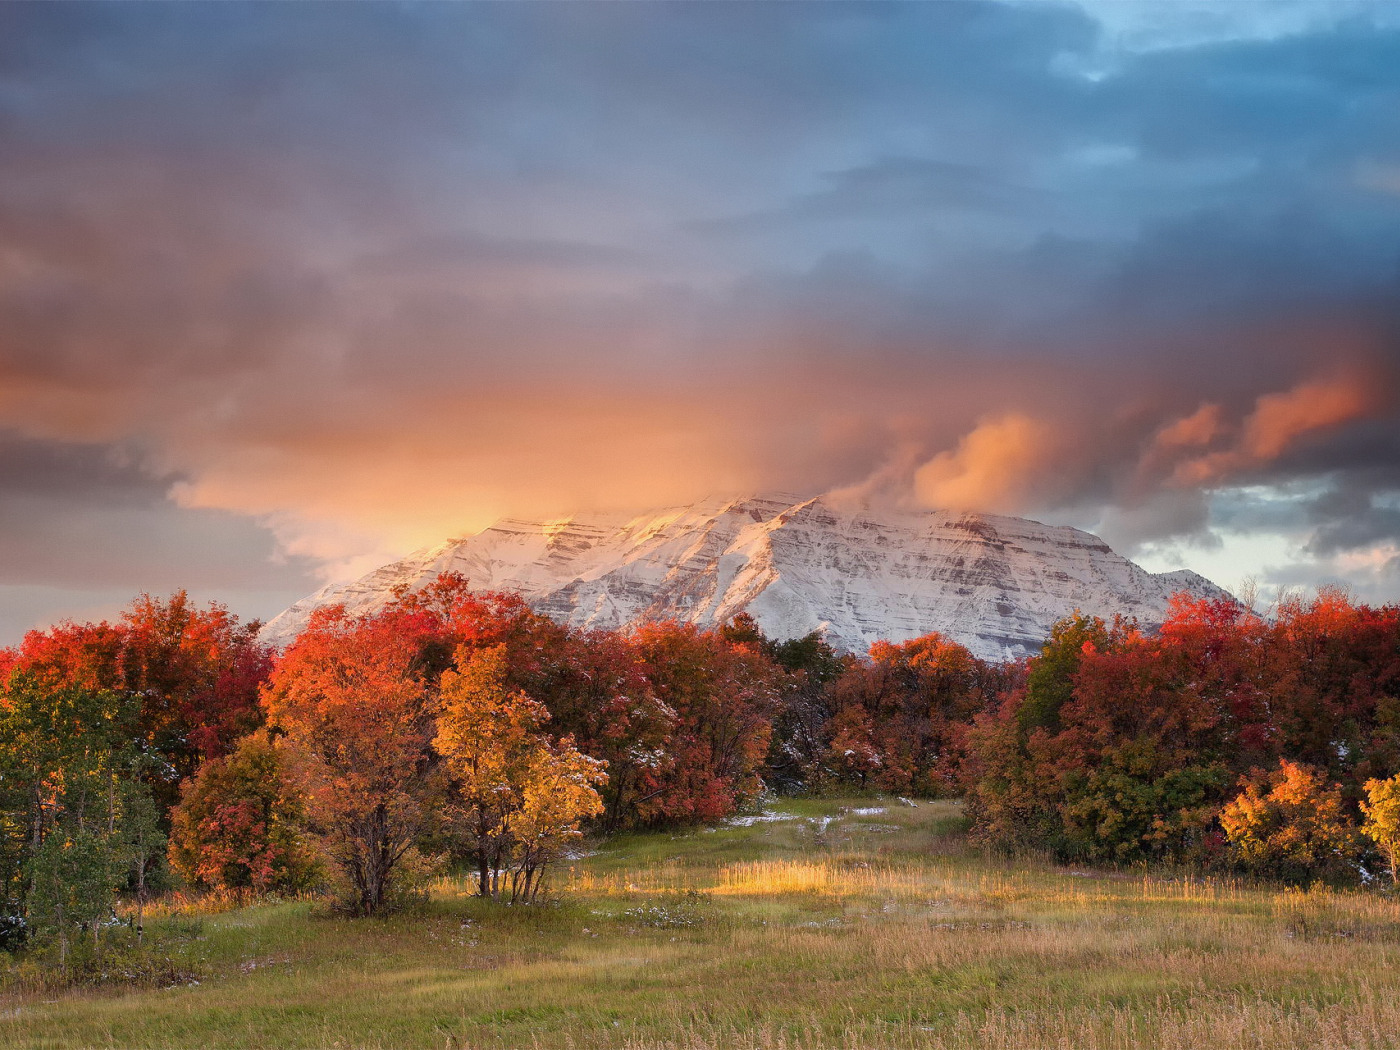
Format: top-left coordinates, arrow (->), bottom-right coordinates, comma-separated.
261,493 -> 1229,661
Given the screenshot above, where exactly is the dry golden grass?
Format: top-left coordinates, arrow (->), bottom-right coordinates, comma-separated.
4,796 -> 1399,1049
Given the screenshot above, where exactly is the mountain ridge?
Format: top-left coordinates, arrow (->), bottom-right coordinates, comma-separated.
261,493 -> 1229,661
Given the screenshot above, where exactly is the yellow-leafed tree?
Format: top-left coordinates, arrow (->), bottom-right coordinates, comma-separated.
1362,773 -> 1400,886
436,644 -> 606,901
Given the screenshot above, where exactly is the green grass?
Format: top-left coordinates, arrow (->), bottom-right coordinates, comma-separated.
6,796 -> 1400,1049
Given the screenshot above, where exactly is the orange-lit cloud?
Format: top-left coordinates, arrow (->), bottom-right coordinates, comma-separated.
913,414 -> 1067,515
5,0 -> 1400,639
1171,375 -> 1375,486
1242,377 -> 1372,460
1152,402 -> 1224,451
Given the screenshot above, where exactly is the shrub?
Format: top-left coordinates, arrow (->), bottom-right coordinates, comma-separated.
168,735 -> 317,896
1221,760 -> 1361,883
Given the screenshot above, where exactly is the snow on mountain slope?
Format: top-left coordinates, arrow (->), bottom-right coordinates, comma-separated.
260,494 -> 1231,662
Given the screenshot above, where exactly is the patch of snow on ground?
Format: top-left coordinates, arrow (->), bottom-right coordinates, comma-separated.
726,812 -> 795,827
850,807 -> 886,816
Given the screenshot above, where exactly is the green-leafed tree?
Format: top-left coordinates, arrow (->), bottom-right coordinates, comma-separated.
0,674 -> 156,965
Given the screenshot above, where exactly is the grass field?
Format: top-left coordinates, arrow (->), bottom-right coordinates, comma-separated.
6,796 -> 1400,1049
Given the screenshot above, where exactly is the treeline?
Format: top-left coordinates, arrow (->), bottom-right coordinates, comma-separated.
4,577 -> 1398,967
966,591 -> 1400,884
0,574 -> 1007,963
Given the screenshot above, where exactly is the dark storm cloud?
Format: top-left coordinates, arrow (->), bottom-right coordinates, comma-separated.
0,431 -> 319,637
0,431 -> 305,585
3,0 -> 1400,635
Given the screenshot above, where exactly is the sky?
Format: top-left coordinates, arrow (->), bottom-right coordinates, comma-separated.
2,1 -> 1400,641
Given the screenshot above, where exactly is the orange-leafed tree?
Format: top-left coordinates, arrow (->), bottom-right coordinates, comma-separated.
435,644 -> 605,900
261,608 -> 440,915
1220,760 -> 1360,882
833,632 -> 990,794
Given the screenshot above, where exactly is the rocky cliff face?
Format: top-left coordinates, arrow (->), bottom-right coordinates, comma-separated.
261,494 -> 1229,662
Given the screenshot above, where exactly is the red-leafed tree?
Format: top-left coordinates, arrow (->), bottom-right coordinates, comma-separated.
168,734 -> 317,896
631,621 -> 780,823
4,593 -> 271,816
261,607 -> 441,915
524,629 -> 676,832
825,633 -> 994,795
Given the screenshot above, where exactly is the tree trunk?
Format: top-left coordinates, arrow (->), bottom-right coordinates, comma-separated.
477,810 -> 491,899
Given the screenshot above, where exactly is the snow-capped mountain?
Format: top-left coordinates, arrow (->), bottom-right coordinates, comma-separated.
261,494 -> 1229,662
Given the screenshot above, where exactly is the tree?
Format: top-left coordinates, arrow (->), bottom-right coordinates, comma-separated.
766,631 -> 847,793
1361,773 -> 1400,886
825,633 -> 992,795
435,644 -> 605,901
1221,760 -> 1360,882
261,608 -> 439,915
632,622 -> 779,824
526,629 -> 674,833
1018,613 -> 1110,735
6,593 -> 272,819
506,744 -> 608,902
116,786 -> 164,945
0,674 -> 152,966
168,734 -> 316,897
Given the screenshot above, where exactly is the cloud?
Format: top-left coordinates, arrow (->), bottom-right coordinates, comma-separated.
1,1 -> 1400,637
913,415 -> 1072,515
1152,403 -> 1225,451
1171,375 -> 1378,486
0,430 -> 318,639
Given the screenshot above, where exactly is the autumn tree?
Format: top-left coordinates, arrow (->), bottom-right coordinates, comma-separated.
1220,760 -> 1360,882
168,734 -> 317,896
6,593 -> 272,819
825,633 -> 993,795
435,644 -> 606,900
525,630 -> 674,832
1361,773 -> 1400,886
261,608 -> 440,915
632,622 -> 779,823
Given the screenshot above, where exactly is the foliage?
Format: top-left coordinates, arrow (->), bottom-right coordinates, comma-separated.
1360,772 -> 1400,886
825,633 -> 1001,796
631,621 -> 780,823
0,674 -> 158,965
168,734 -> 316,896
1018,613 -> 1111,735
764,629 -> 849,792
4,593 -> 271,818
966,593 -> 1400,880
1220,760 -> 1360,882
435,644 -> 606,901
521,629 -> 674,833
260,609 -> 440,915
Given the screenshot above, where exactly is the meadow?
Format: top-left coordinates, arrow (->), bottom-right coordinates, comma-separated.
5,796 -> 1400,1050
